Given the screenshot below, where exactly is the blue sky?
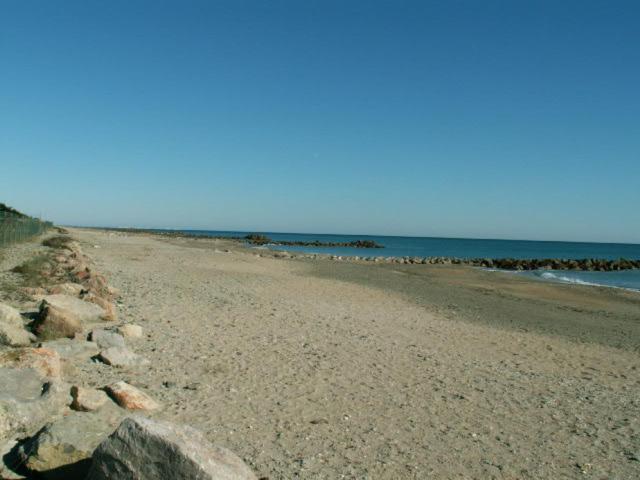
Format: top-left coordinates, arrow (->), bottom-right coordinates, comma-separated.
1,1 -> 639,243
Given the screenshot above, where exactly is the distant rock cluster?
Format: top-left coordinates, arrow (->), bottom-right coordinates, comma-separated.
1,233 -> 256,479
244,234 -> 383,249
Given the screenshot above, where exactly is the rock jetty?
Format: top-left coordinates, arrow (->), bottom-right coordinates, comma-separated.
244,234 -> 383,249
274,253 -> 640,272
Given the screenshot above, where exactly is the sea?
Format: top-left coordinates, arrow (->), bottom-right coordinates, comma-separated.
164,230 -> 640,291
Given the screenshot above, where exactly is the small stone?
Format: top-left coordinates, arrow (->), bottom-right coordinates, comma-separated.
89,329 -> 125,349
98,347 -> 148,367
117,324 -> 142,338
71,386 -> 110,412
104,381 -> 160,411
34,304 -> 83,340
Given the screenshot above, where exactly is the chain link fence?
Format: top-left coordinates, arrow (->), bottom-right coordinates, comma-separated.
0,211 -> 53,248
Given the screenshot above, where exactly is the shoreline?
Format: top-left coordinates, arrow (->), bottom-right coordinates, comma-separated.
79,226 -> 640,272
82,227 -> 640,350
3,227 -> 639,478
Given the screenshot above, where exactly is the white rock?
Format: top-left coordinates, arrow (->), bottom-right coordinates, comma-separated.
116,324 -> 142,339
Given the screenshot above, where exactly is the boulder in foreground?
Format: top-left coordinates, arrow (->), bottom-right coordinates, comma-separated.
86,416 -> 257,480
18,404 -> 124,480
0,350 -> 69,441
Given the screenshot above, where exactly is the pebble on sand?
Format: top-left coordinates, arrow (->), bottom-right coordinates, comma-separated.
104,381 -> 160,411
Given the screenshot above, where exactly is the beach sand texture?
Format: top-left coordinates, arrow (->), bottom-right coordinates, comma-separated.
63,228 -> 640,479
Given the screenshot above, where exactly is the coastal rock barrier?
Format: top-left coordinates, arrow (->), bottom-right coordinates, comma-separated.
273,253 -> 640,271
0,232 -> 256,479
98,227 -> 638,272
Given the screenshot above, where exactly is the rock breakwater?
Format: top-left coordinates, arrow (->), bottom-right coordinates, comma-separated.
273,252 -> 640,271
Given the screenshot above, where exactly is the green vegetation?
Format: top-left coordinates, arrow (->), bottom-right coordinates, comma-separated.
0,203 -> 28,218
42,235 -> 73,249
11,254 -> 52,287
0,202 -> 52,247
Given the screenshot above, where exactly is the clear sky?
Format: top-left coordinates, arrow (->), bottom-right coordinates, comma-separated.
1,1 -> 639,243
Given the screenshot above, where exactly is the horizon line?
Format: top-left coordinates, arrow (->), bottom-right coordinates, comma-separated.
66,224 -> 640,247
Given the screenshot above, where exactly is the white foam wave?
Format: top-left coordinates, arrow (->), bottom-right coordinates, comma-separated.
537,271 -> 599,287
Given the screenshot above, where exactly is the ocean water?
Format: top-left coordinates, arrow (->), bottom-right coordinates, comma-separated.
168,230 -> 640,291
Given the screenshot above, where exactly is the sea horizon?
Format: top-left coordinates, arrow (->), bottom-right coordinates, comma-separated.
78,226 -> 640,248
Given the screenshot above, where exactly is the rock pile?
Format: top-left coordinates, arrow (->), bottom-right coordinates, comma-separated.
275,252 -> 640,271
1,233 -> 256,479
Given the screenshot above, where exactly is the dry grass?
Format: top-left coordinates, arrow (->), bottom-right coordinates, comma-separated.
42,235 -> 73,249
11,254 -> 52,287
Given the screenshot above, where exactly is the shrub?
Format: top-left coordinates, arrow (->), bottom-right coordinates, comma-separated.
42,236 -> 73,249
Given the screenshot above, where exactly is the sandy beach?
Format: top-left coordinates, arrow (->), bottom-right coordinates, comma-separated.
3,228 -> 639,479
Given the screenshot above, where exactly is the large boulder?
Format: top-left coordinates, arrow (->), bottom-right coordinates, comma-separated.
0,303 -> 34,347
0,304 -> 22,326
39,295 -> 107,323
0,348 -> 62,379
0,323 -> 35,347
34,304 -> 83,340
86,416 -> 257,480
40,339 -> 99,362
17,405 -> 124,480
0,350 -> 69,442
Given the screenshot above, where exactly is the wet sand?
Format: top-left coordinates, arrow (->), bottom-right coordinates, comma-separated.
54,229 -> 640,478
